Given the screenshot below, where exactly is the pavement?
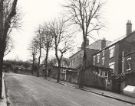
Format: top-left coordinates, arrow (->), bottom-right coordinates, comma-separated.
83,86 -> 135,105
47,77 -> 135,105
46,77 -> 135,105
4,73 -> 135,106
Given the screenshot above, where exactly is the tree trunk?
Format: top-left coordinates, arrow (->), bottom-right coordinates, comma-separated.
0,50 -> 4,99
54,37 -> 61,83
32,54 -> 35,75
37,48 -> 41,77
57,60 -> 61,83
0,0 -> 3,98
78,35 -> 87,88
37,55 -> 41,77
37,35 -> 42,77
44,45 -> 49,79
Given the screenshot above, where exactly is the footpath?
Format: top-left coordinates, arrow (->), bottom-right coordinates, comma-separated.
47,77 -> 135,105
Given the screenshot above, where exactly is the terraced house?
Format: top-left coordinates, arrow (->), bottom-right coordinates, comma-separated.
69,37 -> 110,85
93,21 -> 135,93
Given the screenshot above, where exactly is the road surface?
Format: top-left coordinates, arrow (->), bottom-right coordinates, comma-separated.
5,73 -> 134,106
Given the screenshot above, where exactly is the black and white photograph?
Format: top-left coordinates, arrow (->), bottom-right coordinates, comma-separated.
0,0 -> 135,106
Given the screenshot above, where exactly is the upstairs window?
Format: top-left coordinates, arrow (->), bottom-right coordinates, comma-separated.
126,57 -> 131,71
105,72 -> 108,77
102,57 -> 105,65
97,53 -> 100,63
102,50 -> 105,65
102,50 -> 105,57
109,46 -> 115,58
93,56 -> 96,65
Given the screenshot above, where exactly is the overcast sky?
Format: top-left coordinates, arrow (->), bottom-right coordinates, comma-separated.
4,0 -> 135,61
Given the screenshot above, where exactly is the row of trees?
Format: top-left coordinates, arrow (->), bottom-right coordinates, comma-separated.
0,0 -> 103,98
31,0 -> 103,87
30,19 -> 72,82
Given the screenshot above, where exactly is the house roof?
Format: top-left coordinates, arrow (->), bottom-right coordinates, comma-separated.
87,39 -> 111,50
93,31 -> 135,55
69,39 -> 111,59
69,50 -> 81,59
69,48 -> 98,59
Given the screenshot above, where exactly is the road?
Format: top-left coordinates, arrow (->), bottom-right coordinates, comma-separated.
5,73 -> 134,106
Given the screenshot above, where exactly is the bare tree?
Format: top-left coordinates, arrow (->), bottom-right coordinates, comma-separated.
29,37 -> 38,75
42,24 -> 53,78
30,24 -> 53,77
49,19 -> 72,82
0,0 -> 18,98
33,26 -> 44,77
65,0 -> 104,88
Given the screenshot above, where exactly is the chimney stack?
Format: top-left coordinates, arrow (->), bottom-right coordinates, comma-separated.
101,38 -> 106,49
126,20 -> 132,36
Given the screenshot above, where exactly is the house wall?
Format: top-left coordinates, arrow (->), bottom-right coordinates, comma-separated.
93,43 -> 121,92
93,43 -> 120,74
69,50 -> 83,69
83,66 -> 111,90
120,41 -> 135,90
66,71 -> 78,84
69,49 -> 98,69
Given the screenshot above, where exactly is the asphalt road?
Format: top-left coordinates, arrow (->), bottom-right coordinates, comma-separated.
5,73 -> 134,106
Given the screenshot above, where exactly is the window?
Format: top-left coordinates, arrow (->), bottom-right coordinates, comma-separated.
93,56 -> 96,65
102,50 -> 105,57
109,62 -> 115,72
98,70 -> 101,76
97,53 -> 100,63
102,71 -> 108,77
126,57 -> 131,71
109,46 -> 115,58
101,50 -> 105,65
105,72 -> 108,77
102,57 -> 105,65
102,72 -> 105,77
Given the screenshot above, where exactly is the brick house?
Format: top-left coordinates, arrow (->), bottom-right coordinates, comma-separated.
69,38 -> 111,85
69,38 -> 110,69
69,49 -> 99,69
92,21 -> 135,93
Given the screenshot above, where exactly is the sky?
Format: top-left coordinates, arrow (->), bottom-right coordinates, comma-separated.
4,0 -> 135,61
